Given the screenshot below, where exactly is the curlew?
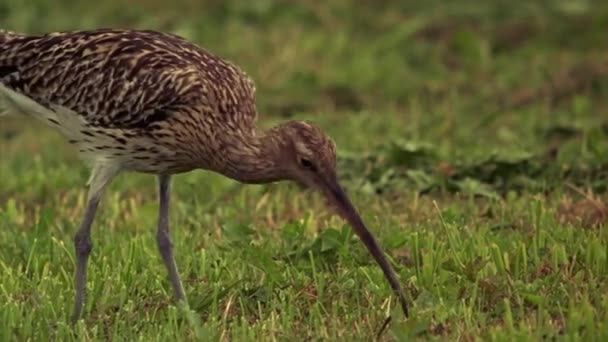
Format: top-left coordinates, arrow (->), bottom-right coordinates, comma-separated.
0,29 -> 409,322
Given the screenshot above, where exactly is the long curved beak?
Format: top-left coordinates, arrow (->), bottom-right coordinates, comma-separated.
323,179 -> 409,317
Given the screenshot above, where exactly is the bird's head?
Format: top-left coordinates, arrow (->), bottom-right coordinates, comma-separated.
275,121 -> 337,191
270,120 -> 409,316
272,121 -> 366,221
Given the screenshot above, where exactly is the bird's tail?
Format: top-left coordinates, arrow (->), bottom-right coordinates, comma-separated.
0,29 -> 25,43
0,29 -> 28,117
0,29 -> 27,68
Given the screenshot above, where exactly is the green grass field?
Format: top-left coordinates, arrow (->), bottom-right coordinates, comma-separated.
1,1 -> 608,340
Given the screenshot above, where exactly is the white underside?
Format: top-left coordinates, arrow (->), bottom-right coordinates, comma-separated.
0,83 -> 121,198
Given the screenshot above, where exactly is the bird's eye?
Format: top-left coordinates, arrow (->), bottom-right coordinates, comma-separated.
299,158 -> 316,171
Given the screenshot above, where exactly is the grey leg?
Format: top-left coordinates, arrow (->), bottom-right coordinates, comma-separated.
156,175 -> 186,303
71,163 -> 119,323
72,195 -> 100,323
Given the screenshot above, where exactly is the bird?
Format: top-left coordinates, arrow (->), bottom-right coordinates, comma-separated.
0,28 -> 409,322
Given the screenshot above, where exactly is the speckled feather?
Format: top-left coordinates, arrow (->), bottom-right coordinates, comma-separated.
0,29 -> 257,129
0,29 -> 324,177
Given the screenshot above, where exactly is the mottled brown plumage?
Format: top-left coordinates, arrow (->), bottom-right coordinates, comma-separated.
0,28 -> 408,322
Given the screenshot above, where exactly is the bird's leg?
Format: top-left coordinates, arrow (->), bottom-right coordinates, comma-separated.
156,175 -> 187,304
72,195 -> 100,323
72,163 -> 119,323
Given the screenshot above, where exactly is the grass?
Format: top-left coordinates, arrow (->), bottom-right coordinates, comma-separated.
1,0 -> 608,340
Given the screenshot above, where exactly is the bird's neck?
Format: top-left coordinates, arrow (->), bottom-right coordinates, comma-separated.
215,128 -> 286,184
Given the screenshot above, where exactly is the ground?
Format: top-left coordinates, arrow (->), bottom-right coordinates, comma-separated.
1,1 -> 608,340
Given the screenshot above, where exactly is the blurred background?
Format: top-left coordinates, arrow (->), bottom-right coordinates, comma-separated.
2,0 -> 607,197
1,1 -> 608,339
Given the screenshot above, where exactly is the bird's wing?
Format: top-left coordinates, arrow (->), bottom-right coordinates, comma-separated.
0,29 -> 258,129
